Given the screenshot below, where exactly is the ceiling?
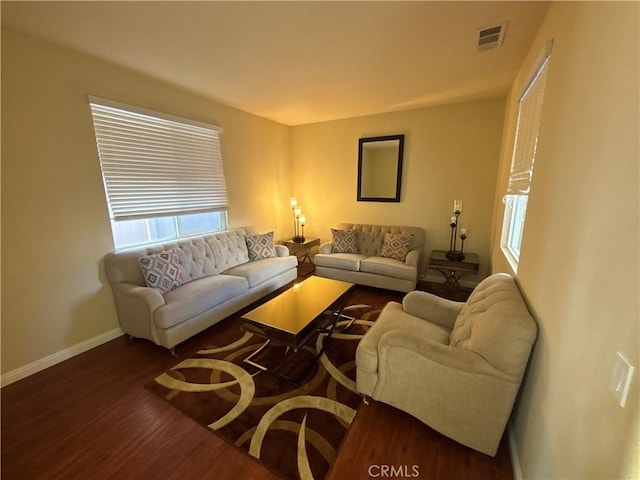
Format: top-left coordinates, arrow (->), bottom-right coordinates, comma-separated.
1,1 -> 550,126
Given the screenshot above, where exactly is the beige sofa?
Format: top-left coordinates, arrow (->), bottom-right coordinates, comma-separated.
314,223 -> 425,292
356,273 -> 537,456
104,227 -> 298,351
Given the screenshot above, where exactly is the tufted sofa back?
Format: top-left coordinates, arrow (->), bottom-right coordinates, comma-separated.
105,227 -> 258,286
449,273 -> 537,379
336,223 -> 425,256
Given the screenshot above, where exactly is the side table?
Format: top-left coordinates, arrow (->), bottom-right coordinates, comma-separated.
427,250 -> 479,297
280,238 -> 320,276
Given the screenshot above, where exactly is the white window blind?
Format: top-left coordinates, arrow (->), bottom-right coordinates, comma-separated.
501,40 -> 552,271
89,97 -> 228,221
506,48 -> 551,195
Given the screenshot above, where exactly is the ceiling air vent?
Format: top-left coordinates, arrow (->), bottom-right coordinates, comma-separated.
477,23 -> 507,51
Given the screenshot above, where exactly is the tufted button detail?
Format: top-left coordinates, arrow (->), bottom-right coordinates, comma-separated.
448,273 -> 537,377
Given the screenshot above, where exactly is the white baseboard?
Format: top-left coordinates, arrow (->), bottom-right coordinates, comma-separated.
508,424 -> 523,480
1,327 -> 124,388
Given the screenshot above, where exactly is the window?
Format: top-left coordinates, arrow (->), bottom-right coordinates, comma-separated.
89,97 -> 228,249
109,212 -> 226,250
501,41 -> 552,271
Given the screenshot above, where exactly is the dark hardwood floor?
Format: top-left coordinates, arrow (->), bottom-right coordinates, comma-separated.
2,278 -> 513,480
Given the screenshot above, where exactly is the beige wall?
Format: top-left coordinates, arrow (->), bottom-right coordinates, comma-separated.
1,28 -> 292,375
490,2 -> 639,478
0,26 -> 504,378
291,98 -> 505,281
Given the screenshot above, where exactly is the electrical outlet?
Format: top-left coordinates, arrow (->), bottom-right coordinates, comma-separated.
610,352 -> 635,407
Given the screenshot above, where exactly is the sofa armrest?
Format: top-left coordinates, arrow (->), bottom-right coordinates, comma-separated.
319,242 -> 332,254
404,248 -> 421,268
275,244 -> 290,257
402,290 -> 464,330
110,282 -> 165,343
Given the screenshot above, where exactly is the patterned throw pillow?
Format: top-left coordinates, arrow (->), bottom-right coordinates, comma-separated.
138,249 -> 184,295
246,231 -> 277,261
381,232 -> 413,262
331,228 -> 358,253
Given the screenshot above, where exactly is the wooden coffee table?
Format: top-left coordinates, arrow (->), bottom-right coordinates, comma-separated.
241,276 -> 355,385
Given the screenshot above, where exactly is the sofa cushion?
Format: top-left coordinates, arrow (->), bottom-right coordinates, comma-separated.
449,273 -> 538,377
331,228 -> 358,253
246,231 -> 277,261
314,253 -> 368,271
356,301 -> 450,374
360,256 -> 417,280
381,232 -> 413,261
138,249 -> 184,295
201,229 -> 250,272
171,239 -> 218,281
223,255 -> 298,288
155,274 -> 249,329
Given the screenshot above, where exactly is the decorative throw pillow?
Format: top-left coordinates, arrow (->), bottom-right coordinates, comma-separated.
138,249 -> 184,295
331,228 -> 358,253
246,231 -> 277,261
381,232 -> 413,262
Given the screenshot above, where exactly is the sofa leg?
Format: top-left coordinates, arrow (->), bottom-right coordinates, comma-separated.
361,394 -> 370,405
169,347 -> 176,357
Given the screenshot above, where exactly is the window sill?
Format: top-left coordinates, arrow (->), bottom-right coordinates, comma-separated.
500,246 -> 519,275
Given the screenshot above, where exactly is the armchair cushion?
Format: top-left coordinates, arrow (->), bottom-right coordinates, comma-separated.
356,301 -> 450,374
450,274 -> 537,378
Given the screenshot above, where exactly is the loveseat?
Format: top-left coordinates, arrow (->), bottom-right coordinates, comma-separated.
356,273 -> 537,456
314,223 -> 425,292
104,227 -> 298,352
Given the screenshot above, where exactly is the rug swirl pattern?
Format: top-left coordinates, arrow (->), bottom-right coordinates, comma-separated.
147,305 -> 379,480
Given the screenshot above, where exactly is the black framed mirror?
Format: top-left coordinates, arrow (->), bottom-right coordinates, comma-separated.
357,134 -> 404,202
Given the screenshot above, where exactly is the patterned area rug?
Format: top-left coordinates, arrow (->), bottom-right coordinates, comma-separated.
147,304 -> 381,480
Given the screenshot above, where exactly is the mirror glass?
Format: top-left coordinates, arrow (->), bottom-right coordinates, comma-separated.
357,134 -> 404,202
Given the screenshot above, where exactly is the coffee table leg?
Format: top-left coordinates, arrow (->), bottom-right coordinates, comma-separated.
243,338 -> 272,372
333,304 -> 370,333
243,304 -> 350,386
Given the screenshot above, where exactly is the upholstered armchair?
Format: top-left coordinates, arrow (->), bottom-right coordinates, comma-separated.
356,273 -> 537,456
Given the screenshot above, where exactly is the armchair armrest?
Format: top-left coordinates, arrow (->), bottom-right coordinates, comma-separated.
373,329 -> 519,456
378,330 -> 511,380
275,244 -> 290,257
319,242 -> 332,254
402,290 -> 463,330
